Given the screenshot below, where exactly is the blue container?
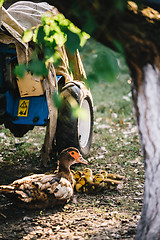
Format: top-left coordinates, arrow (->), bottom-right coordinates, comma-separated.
6,91 -> 49,126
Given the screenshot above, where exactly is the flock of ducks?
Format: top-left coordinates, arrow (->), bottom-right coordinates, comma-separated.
0,147 -> 125,209
71,168 -> 125,193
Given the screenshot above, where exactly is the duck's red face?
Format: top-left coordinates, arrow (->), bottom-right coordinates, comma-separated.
69,150 -> 88,165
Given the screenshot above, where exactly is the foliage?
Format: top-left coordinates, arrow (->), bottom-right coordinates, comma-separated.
14,60 -> 48,78
15,13 -> 89,78
80,38 -> 128,84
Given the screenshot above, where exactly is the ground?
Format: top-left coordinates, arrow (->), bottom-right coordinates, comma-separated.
0,39 -> 144,239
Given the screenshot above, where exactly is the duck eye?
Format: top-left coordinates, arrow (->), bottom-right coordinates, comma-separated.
69,151 -> 79,160
70,151 -> 75,155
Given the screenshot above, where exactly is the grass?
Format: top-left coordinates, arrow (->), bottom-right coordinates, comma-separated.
80,39 -> 144,217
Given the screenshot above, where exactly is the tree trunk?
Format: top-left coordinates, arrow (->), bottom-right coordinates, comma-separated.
131,63 -> 160,239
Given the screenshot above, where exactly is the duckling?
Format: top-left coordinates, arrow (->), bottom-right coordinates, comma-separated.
0,147 -> 88,209
53,169 -> 58,174
74,170 -> 82,181
93,173 -> 104,191
103,178 -> 123,190
82,168 -> 94,193
75,177 -> 86,193
100,170 -> 108,179
83,168 -> 94,184
71,169 -> 75,176
106,173 -> 125,181
82,168 -> 92,192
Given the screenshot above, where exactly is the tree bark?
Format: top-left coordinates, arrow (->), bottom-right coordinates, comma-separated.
133,64 -> 160,239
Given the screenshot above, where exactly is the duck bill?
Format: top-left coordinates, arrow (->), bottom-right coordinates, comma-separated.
73,155 -> 88,164
77,155 -> 88,164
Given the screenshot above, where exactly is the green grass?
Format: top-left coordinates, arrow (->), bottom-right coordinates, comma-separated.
80,39 -> 143,213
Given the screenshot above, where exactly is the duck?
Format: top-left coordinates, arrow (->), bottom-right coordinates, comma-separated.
0,147 -> 87,209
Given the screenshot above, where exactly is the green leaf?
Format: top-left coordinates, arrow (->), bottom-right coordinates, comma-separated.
93,53 -> 119,82
44,47 -> 54,61
36,26 -> 46,46
71,106 -> 88,120
44,47 -> 60,66
66,30 -> 81,54
79,31 -> 90,47
53,13 -> 65,23
52,92 -> 63,109
43,24 -> 51,36
14,64 -> 27,78
0,0 -> 4,8
33,28 -> 38,42
28,60 -> 48,76
53,32 -> 67,47
68,22 -> 81,34
22,30 -> 33,43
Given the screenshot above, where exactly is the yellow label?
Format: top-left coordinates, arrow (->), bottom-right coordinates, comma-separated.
18,100 -> 29,117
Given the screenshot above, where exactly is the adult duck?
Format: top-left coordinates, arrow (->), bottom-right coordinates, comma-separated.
0,147 -> 87,209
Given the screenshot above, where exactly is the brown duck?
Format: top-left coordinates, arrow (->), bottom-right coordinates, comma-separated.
0,147 -> 87,209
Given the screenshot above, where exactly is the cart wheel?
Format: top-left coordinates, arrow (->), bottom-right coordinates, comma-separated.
56,81 -> 94,157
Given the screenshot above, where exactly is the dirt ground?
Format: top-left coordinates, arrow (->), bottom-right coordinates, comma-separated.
0,175 -> 141,240
0,91 -> 143,239
0,195 -> 140,240
0,134 -> 143,240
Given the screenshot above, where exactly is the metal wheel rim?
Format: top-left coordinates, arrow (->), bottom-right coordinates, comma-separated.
78,99 -> 91,148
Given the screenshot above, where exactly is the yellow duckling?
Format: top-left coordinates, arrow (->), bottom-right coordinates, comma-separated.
100,170 -> 108,179
82,168 -> 94,193
74,170 -> 82,181
93,173 -> 104,191
75,177 -> 86,193
83,168 -> 94,184
53,169 -> 58,174
71,169 -> 75,176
